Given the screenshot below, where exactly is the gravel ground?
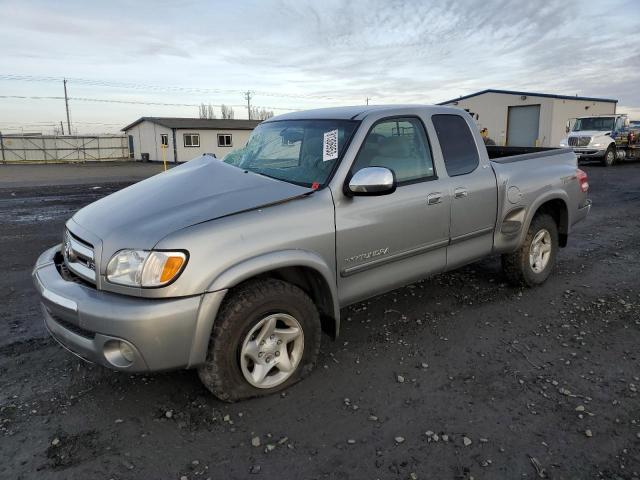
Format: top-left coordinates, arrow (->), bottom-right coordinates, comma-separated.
0,162 -> 169,188
1,162 -> 639,480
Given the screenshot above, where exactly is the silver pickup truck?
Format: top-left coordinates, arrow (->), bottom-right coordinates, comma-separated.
33,105 -> 591,401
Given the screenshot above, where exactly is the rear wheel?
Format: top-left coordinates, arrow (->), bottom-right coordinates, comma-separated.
603,145 -> 616,167
198,278 -> 321,402
502,214 -> 558,287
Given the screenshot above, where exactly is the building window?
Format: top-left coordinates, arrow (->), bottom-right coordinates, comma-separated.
218,133 -> 232,147
160,134 -> 168,147
183,133 -> 200,147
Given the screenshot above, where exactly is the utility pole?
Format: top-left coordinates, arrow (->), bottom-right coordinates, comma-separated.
244,91 -> 253,120
60,121 -> 65,136
366,97 -> 371,105
63,79 -> 71,134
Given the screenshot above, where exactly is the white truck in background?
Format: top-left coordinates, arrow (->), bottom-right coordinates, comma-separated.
560,114 -> 640,166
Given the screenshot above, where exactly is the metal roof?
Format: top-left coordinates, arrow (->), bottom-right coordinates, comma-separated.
438,89 -> 618,105
122,117 -> 262,131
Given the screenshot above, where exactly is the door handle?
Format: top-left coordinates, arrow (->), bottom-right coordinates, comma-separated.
427,193 -> 442,205
454,188 -> 468,199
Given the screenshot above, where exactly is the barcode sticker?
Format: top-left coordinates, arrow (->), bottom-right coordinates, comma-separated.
323,129 -> 339,162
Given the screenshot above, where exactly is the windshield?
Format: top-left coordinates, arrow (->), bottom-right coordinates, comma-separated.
223,120 -> 358,187
572,117 -> 615,132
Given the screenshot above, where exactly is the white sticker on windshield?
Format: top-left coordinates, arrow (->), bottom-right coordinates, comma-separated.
323,129 -> 339,162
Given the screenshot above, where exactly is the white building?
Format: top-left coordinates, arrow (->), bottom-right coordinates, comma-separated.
122,117 -> 262,163
438,89 -> 618,147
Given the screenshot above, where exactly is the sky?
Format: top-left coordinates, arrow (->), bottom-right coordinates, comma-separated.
1,0 -> 639,134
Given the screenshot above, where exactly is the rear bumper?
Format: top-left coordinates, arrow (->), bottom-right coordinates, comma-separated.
572,199 -> 592,227
32,245 -> 227,372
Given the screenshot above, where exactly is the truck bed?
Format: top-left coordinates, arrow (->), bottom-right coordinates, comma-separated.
487,145 -> 581,254
487,145 -> 572,162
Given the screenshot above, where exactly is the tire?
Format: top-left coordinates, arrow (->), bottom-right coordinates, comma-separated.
603,145 -> 616,167
197,278 -> 321,402
502,214 -> 558,287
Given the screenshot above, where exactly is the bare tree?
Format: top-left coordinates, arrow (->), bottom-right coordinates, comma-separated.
198,103 -> 217,119
250,107 -> 274,121
220,104 -> 235,119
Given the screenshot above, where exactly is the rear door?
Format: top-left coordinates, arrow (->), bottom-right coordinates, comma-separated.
334,117 -> 450,305
431,114 -> 497,269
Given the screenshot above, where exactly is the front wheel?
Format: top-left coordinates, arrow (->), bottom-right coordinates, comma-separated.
603,146 -> 616,167
198,278 -> 321,402
502,214 -> 558,287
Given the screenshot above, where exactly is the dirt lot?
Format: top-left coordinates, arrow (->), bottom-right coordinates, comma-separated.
1,162 -> 639,480
0,162 -> 168,188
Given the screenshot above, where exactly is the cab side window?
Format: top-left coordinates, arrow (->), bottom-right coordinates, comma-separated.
351,118 -> 435,184
432,114 -> 479,177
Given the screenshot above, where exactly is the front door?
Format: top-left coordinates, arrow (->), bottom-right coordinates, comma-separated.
334,117 -> 450,306
128,135 -> 135,159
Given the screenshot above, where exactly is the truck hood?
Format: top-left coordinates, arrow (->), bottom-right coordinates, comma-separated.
70,155 -> 312,261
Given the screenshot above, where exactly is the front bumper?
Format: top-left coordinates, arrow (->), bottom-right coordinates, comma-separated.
572,148 -> 605,158
32,245 -> 227,372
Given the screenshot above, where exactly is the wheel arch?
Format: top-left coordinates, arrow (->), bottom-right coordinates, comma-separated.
207,250 -> 340,337
526,194 -> 569,247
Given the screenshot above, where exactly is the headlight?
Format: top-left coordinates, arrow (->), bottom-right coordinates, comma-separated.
106,250 -> 187,287
593,143 -> 602,147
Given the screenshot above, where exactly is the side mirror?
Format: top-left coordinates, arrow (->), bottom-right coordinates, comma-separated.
565,120 -> 571,134
347,167 -> 396,196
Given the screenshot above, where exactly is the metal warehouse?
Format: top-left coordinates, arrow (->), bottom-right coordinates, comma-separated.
438,89 -> 618,147
122,117 -> 261,163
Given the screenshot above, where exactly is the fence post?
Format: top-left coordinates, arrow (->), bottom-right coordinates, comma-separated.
0,131 -> 5,163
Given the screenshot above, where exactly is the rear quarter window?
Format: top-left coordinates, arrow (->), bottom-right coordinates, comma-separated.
432,114 -> 479,177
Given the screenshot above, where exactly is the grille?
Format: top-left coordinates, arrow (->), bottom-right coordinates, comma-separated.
63,230 -> 97,284
58,259 -> 96,288
49,311 -> 95,339
568,136 -> 591,147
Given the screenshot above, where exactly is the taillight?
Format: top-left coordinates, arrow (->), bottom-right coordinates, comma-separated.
576,168 -> 589,192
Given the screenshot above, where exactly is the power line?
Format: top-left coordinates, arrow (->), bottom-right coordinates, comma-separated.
0,74 -> 341,101
0,121 -> 124,125
0,94 -> 300,111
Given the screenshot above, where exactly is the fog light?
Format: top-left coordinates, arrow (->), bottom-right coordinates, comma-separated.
119,342 -> 135,362
103,339 -> 135,368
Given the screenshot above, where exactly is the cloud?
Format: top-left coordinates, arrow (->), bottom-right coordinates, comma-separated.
0,0 -> 638,132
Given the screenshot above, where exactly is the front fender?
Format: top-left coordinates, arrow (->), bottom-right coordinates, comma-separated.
207,249 -> 340,327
